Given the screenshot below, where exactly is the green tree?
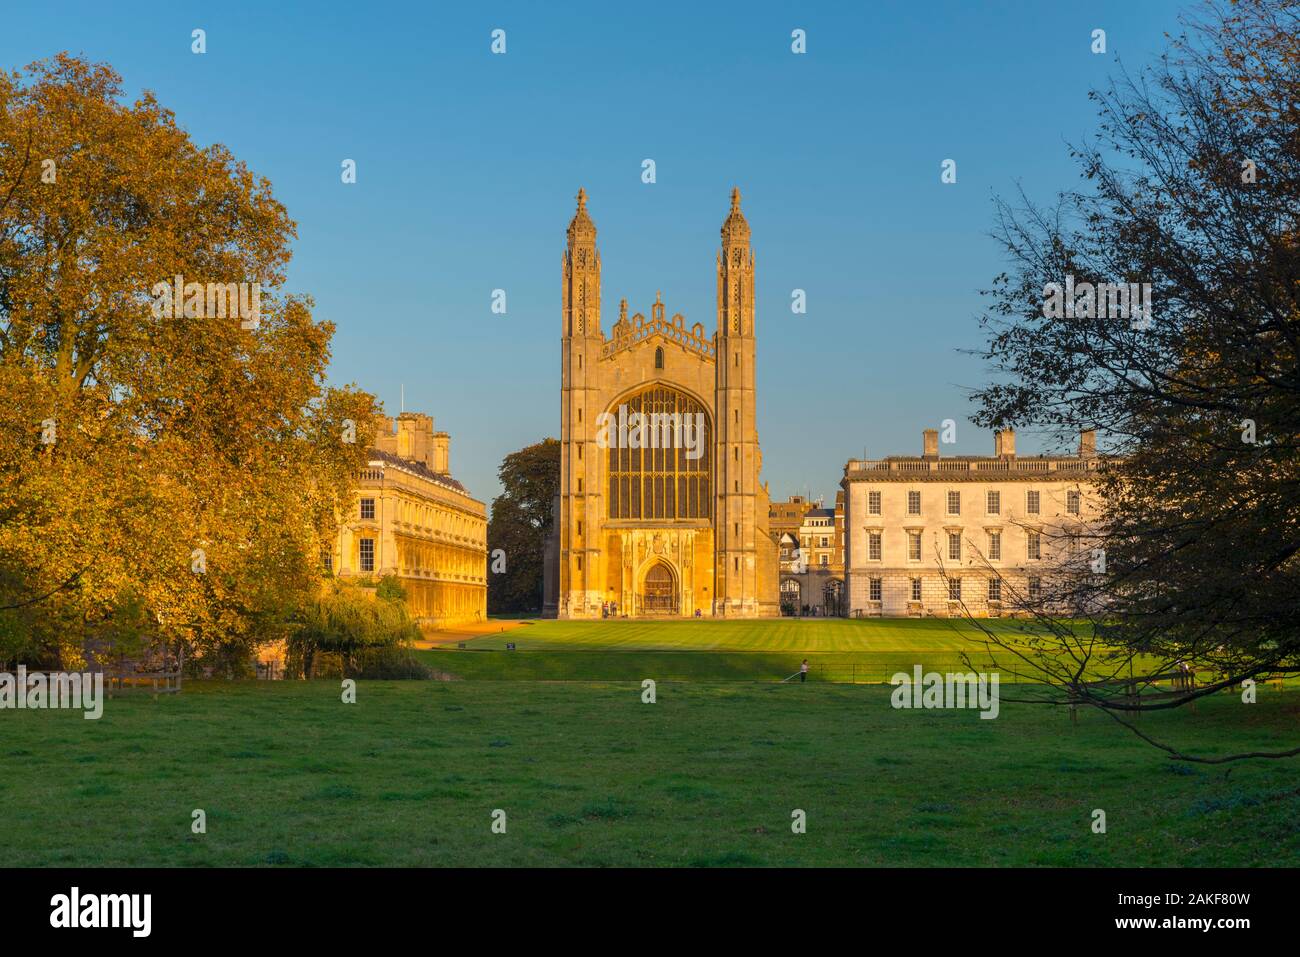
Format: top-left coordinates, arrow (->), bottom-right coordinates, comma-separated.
487,438 -> 559,614
375,574 -> 407,603
288,582 -> 422,679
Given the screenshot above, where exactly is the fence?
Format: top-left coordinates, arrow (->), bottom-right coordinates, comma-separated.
9,665 -> 182,698
422,647 -> 1300,689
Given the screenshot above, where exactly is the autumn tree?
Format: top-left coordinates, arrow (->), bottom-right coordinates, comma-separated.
0,54 -> 376,670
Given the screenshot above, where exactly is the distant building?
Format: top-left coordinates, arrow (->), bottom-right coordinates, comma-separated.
800,506 -> 838,571
842,428 -> 1107,618
773,495 -> 846,616
769,494 -> 815,540
329,412 -> 487,628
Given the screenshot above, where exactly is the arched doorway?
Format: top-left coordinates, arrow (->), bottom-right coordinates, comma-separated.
824,578 -> 845,617
780,577 -> 801,616
641,561 -> 678,615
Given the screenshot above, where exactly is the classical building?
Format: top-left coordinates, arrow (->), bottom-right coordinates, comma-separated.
842,428 -> 1106,617
329,412 -> 487,628
546,188 -> 779,618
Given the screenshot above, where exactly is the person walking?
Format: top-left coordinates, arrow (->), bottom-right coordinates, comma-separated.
800,659 -> 809,683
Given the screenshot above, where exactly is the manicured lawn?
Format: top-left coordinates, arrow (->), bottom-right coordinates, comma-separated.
418,617 -> 1156,683
465,616 -> 1014,651
2,678 -> 1297,867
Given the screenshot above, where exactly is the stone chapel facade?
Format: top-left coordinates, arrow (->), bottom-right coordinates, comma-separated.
545,188 -> 779,618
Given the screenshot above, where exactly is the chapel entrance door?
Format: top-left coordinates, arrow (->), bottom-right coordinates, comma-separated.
641,562 -> 678,615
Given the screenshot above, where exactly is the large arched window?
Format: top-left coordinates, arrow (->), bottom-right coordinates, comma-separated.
607,385 -> 711,520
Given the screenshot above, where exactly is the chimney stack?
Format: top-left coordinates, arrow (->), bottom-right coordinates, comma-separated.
1079,428 -> 1097,459
994,428 -> 1016,458
374,412 -> 446,472
432,431 -> 450,475
922,429 -> 939,459
397,413 -> 434,467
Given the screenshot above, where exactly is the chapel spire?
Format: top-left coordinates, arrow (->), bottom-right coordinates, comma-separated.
720,186 -> 750,247
567,187 -> 597,247
563,187 -> 600,338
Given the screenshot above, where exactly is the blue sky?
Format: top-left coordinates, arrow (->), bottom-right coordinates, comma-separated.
4,0 -> 1191,506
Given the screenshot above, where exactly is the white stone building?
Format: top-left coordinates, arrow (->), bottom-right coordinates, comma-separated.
842,428 -> 1107,617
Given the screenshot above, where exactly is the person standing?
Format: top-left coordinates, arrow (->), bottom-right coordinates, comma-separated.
800,659 -> 809,683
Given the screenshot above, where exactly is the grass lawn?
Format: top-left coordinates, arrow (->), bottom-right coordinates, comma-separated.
2,674 -> 1297,867
468,616 -> 998,651
417,617 -> 1160,683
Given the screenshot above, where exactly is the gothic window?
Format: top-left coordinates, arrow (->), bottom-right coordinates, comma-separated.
655,347 -> 664,370
606,385 -> 712,521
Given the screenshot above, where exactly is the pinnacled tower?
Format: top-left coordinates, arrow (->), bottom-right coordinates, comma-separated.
558,188 -> 602,617
714,188 -> 759,616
